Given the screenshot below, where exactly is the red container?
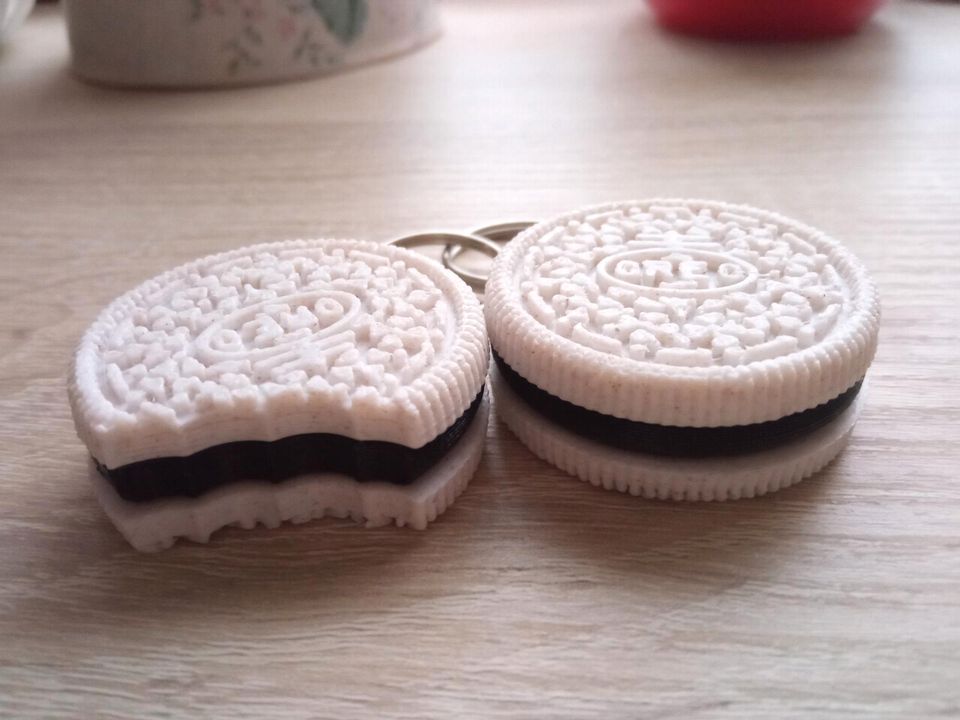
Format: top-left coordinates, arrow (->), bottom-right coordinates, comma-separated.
647,0 -> 886,41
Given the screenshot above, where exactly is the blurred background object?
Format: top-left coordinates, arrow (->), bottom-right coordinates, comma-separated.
0,0 -> 34,43
647,0 -> 887,40
63,0 -> 440,88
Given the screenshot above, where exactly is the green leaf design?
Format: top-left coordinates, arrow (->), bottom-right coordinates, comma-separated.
310,0 -> 368,45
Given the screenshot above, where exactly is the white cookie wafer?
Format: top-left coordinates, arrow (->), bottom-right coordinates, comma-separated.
485,200 -> 879,498
69,239 -> 489,548
486,199 -> 879,426
72,239 -> 488,468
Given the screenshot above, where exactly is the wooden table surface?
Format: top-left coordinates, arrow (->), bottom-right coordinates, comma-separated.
2,2 -> 959,718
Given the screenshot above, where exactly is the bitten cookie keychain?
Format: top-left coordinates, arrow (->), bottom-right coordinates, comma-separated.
484,199 -> 880,500
69,239 -> 489,550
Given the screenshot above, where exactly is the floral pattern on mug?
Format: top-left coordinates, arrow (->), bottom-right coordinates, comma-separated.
190,0 -> 369,75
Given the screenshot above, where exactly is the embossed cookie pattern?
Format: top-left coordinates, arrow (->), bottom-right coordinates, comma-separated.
517,205 -> 848,368
96,246 -> 454,422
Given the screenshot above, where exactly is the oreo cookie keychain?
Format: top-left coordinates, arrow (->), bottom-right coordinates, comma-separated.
69,239 -> 489,550
69,201 -> 880,549
482,200 -> 880,500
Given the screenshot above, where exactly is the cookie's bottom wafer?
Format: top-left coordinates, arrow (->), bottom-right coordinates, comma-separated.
93,393 -> 489,551
492,367 -> 859,501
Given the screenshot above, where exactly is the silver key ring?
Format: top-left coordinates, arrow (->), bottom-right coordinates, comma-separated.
385,231 -> 501,290
470,221 -> 537,244
441,221 -> 537,287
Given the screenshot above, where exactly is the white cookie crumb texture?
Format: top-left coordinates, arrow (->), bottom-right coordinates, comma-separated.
518,205 -> 848,368
71,240 -> 488,467
486,200 -> 880,426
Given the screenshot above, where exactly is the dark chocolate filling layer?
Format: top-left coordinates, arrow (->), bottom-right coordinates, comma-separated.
96,387 -> 485,503
493,350 -> 862,458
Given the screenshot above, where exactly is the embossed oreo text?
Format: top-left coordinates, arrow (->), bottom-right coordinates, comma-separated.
97,247 -> 451,421
518,207 -> 848,367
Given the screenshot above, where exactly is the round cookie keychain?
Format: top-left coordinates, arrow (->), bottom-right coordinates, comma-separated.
69,239 -> 489,550
71,202 -> 880,550
481,199 -> 880,501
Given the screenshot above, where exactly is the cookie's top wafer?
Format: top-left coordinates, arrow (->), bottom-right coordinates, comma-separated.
70,240 -> 488,468
485,200 -> 879,427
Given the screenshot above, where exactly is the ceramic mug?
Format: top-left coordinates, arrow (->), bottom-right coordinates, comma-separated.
0,0 -> 35,43
64,0 -> 441,88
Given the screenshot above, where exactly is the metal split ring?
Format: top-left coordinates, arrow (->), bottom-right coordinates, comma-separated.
385,231 -> 501,290
386,222 -> 536,290
442,221 -> 536,287
470,221 -> 537,244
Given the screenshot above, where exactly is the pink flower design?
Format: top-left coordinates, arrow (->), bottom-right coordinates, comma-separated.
277,14 -> 297,41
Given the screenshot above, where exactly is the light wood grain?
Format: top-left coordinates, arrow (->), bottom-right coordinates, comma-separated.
2,2 -> 959,718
